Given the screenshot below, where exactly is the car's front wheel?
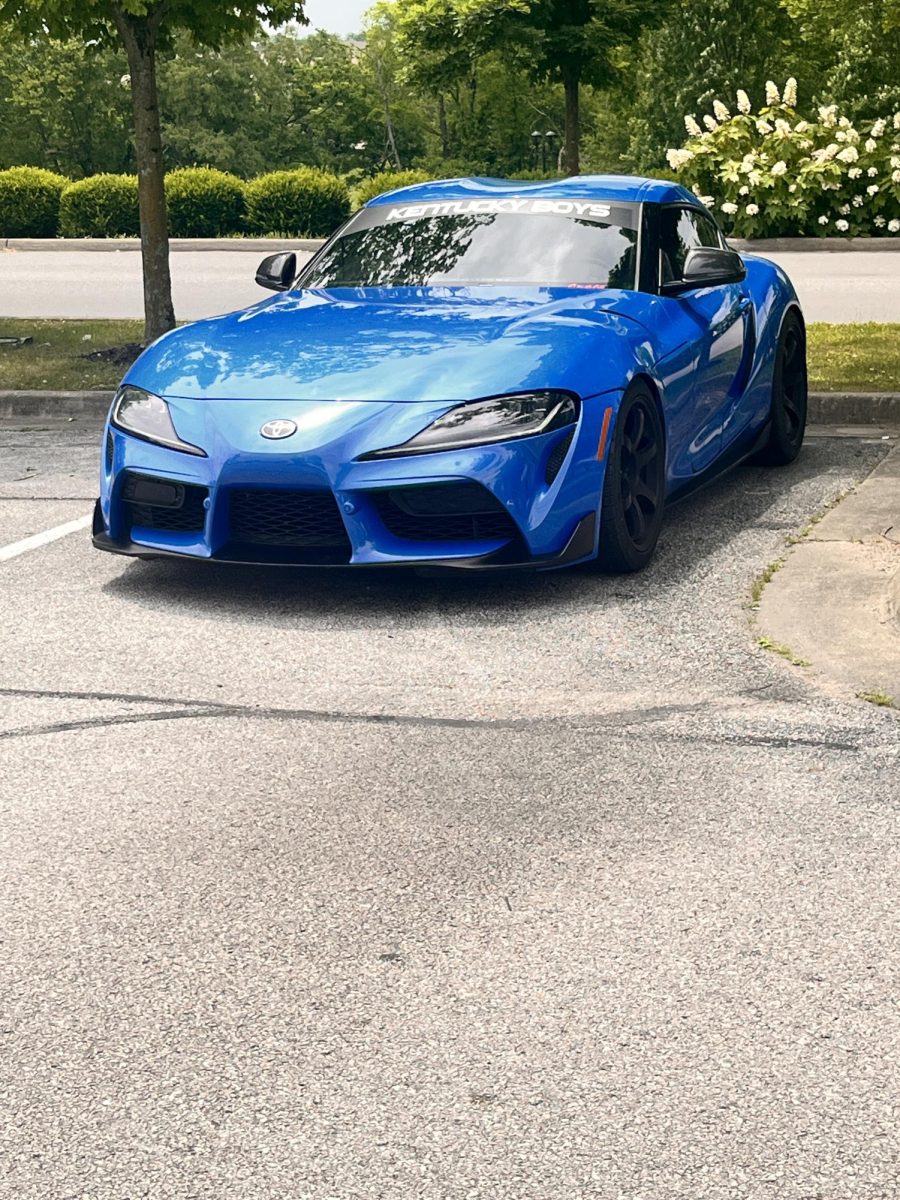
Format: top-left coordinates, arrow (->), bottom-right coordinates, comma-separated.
593,382 -> 666,573
756,310 -> 807,466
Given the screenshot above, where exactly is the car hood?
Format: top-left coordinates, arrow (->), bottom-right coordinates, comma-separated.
127,286 -> 656,403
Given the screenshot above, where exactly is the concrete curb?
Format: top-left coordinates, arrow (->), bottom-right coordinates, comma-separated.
1,389 -> 899,424
730,237 -> 900,253
757,444 -> 900,706
1,237 -> 323,253
5,236 -> 900,253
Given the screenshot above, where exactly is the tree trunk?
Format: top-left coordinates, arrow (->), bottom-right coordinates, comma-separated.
563,75 -> 580,176
114,9 -> 175,345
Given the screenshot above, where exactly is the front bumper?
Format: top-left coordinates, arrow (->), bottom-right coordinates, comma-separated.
92,502 -> 596,571
95,395 -> 616,570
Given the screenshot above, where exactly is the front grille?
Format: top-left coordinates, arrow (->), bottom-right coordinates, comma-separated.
372,482 -> 520,543
123,473 -> 208,533
229,489 -> 351,552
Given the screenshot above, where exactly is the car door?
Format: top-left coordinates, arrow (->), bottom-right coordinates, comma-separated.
658,206 -> 753,473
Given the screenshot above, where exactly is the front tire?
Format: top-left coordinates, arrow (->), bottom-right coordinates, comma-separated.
594,382 -> 666,573
756,310 -> 807,466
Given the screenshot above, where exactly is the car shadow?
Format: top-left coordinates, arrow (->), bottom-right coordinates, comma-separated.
101,438 -> 883,631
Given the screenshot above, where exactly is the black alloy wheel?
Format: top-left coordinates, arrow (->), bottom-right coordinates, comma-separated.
594,382 -> 666,572
756,310 -> 807,465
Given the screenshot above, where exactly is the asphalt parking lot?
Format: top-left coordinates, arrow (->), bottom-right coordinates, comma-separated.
2,422 -> 900,1199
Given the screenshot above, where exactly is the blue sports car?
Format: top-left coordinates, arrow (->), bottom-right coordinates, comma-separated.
93,175 -> 807,572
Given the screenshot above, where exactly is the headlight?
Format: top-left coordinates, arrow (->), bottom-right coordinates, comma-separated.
111,385 -> 206,457
362,390 -> 579,459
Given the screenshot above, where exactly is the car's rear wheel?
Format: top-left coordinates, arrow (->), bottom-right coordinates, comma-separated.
594,382 -> 666,573
755,310 -> 807,466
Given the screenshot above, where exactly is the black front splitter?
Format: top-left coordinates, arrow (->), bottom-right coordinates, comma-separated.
91,508 -> 597,573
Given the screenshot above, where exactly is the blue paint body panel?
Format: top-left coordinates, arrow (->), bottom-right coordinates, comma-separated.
96,175 -> 802,570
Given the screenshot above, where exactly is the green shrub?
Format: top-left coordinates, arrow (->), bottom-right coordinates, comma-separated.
352,169 -> 431,209
59,173 -> 140,237
666,81 -> 900,238
243,168 -> 350,237
0,167 -> 69,237
165,167 -> 244,237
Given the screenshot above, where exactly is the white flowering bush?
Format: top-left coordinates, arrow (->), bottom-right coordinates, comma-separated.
666,80 -> 900,238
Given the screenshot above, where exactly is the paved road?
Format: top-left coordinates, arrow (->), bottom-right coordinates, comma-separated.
1,247 -> 898,323
2,422 -> 899,1198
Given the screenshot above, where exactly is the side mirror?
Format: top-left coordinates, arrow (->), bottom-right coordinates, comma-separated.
255,251 -> 297,292
661,247 -> 746,295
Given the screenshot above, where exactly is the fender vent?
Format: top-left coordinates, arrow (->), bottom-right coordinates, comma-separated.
545,431 -> 574,484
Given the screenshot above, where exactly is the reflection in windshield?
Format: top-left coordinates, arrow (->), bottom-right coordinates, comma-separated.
298,212 -> 639,290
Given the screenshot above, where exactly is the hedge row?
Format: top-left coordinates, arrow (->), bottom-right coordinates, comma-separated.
0,165 -> 366,238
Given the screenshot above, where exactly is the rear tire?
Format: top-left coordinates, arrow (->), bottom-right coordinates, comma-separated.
755,310 -> 807,466
593,382 -> 666,573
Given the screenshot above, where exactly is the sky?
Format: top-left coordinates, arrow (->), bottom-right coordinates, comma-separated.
300,0 -> 370,36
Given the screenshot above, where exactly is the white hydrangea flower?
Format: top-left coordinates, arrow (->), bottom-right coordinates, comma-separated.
756,119 -> 773,135
746,203 -> 760,215
721,202 -> 738,214
865,138 -> 878,153
818,215 -> 829,225
838,116 -> 851,128
852,194 -> 864,206
782,78 -> 797,107
788,183 -> 797,193
814,143 -> 839,162
765,81 -> 780,105
736,89 -> 751,114
894,113 -> 900,130
794,121 -> 809,133
892,156 -> 900,168
836,145 -> 859,163
866,166 -> 878,177
889,218 -> 900,232
838,204 -> 850,214
867,184 -> 879,195
848,167 -> 862,178
666,148 -> 694,170
818,105 -> 838,127
748,170 -> 762,187
703,115 -> 718,132
774,118 -> 791,135
871,119 -> 886,138
684,115 -> 702,137
835,219 -> 849,231
699,196 -> 715,207
835,130 -> 847,142
738,185 -> 749,195
771,160 -> 788,176
713,99 -> 730,121
893,169 -> 900,183
874,216 -> 886,227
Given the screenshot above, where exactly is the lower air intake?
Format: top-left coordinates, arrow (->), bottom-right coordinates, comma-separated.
372,482 -> 520,543
226,489 -> 352,562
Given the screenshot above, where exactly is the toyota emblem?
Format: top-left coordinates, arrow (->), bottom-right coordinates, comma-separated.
260,419 -> 298,440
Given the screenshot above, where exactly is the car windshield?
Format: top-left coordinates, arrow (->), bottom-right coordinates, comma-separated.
296,197 -> 640,290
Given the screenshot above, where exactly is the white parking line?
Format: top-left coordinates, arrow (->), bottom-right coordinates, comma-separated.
0,514 -> 92,562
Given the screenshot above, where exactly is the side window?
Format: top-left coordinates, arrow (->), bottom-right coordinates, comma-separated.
659,207 -> 723,284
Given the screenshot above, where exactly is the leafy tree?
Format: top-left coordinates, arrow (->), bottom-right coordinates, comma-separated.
607,0 -> 812,174
0,34 -> 131,176
0,1 -> 307,343
386,0 -> 670,174
781,0 -> 900,113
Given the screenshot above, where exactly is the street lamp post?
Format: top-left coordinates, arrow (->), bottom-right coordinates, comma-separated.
531,129 -> 559,174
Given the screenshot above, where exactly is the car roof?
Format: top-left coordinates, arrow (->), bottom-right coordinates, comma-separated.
364,174 -> 700,208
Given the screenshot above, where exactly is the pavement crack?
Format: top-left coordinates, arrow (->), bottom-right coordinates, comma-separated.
0,685 -> 866,752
